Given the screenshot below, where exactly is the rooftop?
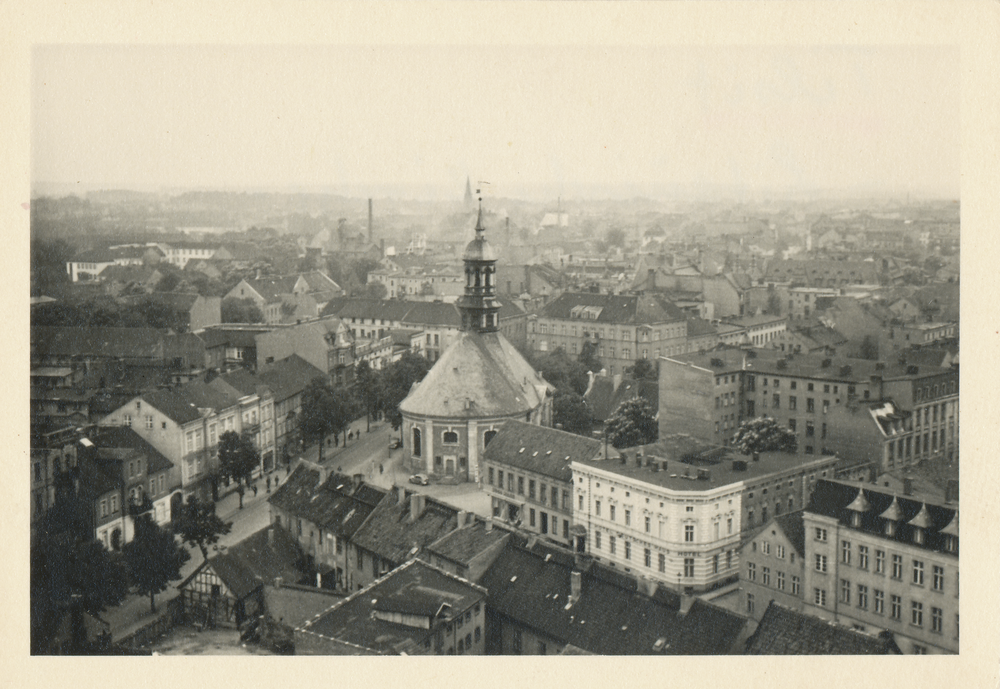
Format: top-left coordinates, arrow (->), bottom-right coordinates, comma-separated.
746,601 -> 902,655
350,490 -> 459,566
482,420 -> 604,482
297,559 -> 485,655
267,465 -> 386,539
539,292 -> 687,325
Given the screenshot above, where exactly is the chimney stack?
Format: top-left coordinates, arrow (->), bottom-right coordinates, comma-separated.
396,484 -> 406,505
457,510 -> 468,528
352,473 -> 363,492
679,592 -> 696,617
410,493 -> 426,522
268,527 -> 275,545
274,576 -> 283,589
569,570 -> 582,605
485,516 -> 493,532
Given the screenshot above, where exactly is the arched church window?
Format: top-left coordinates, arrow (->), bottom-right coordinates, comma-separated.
412,428 -> 422,457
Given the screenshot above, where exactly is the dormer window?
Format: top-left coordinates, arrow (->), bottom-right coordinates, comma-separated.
913,527 -> 924,545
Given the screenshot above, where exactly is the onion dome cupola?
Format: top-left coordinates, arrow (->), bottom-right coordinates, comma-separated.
456,200 -> 502,333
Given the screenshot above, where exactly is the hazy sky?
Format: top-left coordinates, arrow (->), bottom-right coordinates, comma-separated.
32,45 -> 960,199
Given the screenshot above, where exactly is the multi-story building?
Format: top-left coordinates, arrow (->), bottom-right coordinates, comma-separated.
658,348 -> 959,465
256,317 -> 357,389
30,424 -> 82,533
208,369 -> 278,472
755,479 -> 959,654
154,241 -> 221,269
256,354 -> 327,463
571,437 -> 839,594
716,314 -> 787,348
530,292 -> 688,375
481,420 -> 602,548
740,510 -> 808,624
65,244 -> 163,282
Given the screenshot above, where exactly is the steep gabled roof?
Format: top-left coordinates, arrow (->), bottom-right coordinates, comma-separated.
481,420 -> 602,482
267,465 -> 387,539
256,355 -> 328,402
746,602 -> 902,654
539,292 -> 685,325
350,491 -> 459,566
399,331 -> 550,419
184,525 -> 305,600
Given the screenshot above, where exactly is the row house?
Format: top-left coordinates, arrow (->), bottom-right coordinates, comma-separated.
154,241 -> 221,269
199,325 -> 272,373
256,354 -> 328,463
100,378 -> 275,503
267,464 -> 386,592
658,348 -> 959,467
530,292 -> 689,375
208,369 -> 278,472
571,439 -> 838,594
481,420 -> 602,549
226,272 -> 342,325
368,264 -> 465,300
30,424 -> 84,534
65,244 -> 163,282
743,479 -> 958,654
716,314 -> 787,348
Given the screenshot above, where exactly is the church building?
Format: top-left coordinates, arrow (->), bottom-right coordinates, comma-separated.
399,204 -> 553,484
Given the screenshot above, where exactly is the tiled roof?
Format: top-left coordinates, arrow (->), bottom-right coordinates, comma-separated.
400,301 -> 463,328
481,420 -> 602,482
425,518 -> 511,566
746,602 -> 902,654
538,292 -> 686,325
256,355 -> 327,402
806,479 -> 958,556
189,525 -> 305,600
350,491 -> 459,566
138,381 -> 238,425
764,259 -> 879,285
263,584 -> 345,630
267,465 -> 386,539
477,540 -> 747,655
84,425 -> 174,475
297,560 -> 486,654
772,510 -> 806,557
399,331 -> 550,419
197,327 -> 266,349
297,270 -> 342,294
686,317 -> 719,338
245,276 -> 299,302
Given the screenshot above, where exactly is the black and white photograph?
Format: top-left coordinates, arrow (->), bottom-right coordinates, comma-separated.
10,0 -> 999,678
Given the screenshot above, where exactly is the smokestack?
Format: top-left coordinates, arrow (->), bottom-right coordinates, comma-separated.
368,198 -> 373,243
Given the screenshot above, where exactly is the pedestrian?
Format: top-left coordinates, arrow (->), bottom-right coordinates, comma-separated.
379,463 -> 384,475
252,483 -> 258,497
266,475 -> 271,493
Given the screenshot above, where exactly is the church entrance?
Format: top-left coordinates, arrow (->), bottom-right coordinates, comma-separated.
444,456 -> 456,477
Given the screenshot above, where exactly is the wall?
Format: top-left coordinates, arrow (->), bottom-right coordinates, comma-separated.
658,358 -> 718,442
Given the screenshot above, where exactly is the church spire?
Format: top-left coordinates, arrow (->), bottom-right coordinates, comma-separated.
457,192 -> 501,333
464,176 -> 474,209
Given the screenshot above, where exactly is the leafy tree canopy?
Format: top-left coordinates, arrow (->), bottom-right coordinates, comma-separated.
731,416 -> 798,456
577,340 -> 603,376
625,358 -> 657,381
174,495 -> 232,562
605,397 -> 658,449
553,390 -> 595,436
221,297 -> 264,324
532,347 -> 590,396
382,352 -> 432,430
124,516 -> 190,613
218,430 -> 260,485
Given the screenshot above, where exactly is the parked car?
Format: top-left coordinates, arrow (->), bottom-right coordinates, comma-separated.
408,473 -> 430,486
389,439 -> 403,450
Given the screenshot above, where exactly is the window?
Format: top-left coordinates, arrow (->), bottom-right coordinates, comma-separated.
789,396 -> 797,410
529,509 -> 536,527
644,548 -> 651,567
891,554 -> 903,579
815,528 -> 827,542
609,505 -> 616,521
762,567 -> 770,586
933,565 -> 944,591
713,553 -> 719,574
875,549 -> 885,574
814,588 -> 827,607
840,579 -> 851,604
806,421 -> 815,438
931,607 -> 943,634
624,541 -> 631,560
762,541 -> 770,555
624,509 -> 631,526
815,554 -> 828,573
508,474 -> 514,492
856,584 -> 869,609
658,553 -> 666,572
685,525 -> 694,542
890,595 -> 902,620
791,576 -> 800,595
517,477 -> 524,495
123,414 -> 132,427
645,515 -> 651,533
609,536 -> 616,555
911,601 -> 924,627
488,468 -> 494,485
747,593 -> 755,614
528,480 -> 535,499
874,589 -> 885,614
775,570 -> 785,590
912,560 -> 924,585
841,540 -> 851,565
807,398 -> 815,413
747,562 -> 757,581
788,418 -> 796,432
684,558 -> 694,578
594,530 -> 601,550
578,494 -> 584,510
858,545 -> 869,570
727,517 -> 733,535
412,428 -> 422,456
443,431 -> 458,444
595,500 -> 601,517
551,486 -> 558,507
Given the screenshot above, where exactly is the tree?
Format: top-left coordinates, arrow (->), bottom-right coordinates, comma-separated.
363,281 -> 388,300
174,495 -> 232,563
381,352 -> 433,432
530,347 -> 590,396
553,390 -> 594,435
605,228 -> 627,249
124,516 -> 190,613
766,291 -> 782,316
300,378 -> 335,463
625,358 -> 657,381
858,335 -> 879,360
731,416 -> 797,460
605,397 -> 658,449
221,297 -> 264,324
355,361 -> 383,432
578,340 -> 602,375
218,431 -> 260,508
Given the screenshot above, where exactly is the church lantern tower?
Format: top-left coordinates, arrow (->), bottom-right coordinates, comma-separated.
456,201 -> 502,333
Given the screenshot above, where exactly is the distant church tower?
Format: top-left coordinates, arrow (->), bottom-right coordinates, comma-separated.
456,201 -> 501,333
464,177 -> 474,209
